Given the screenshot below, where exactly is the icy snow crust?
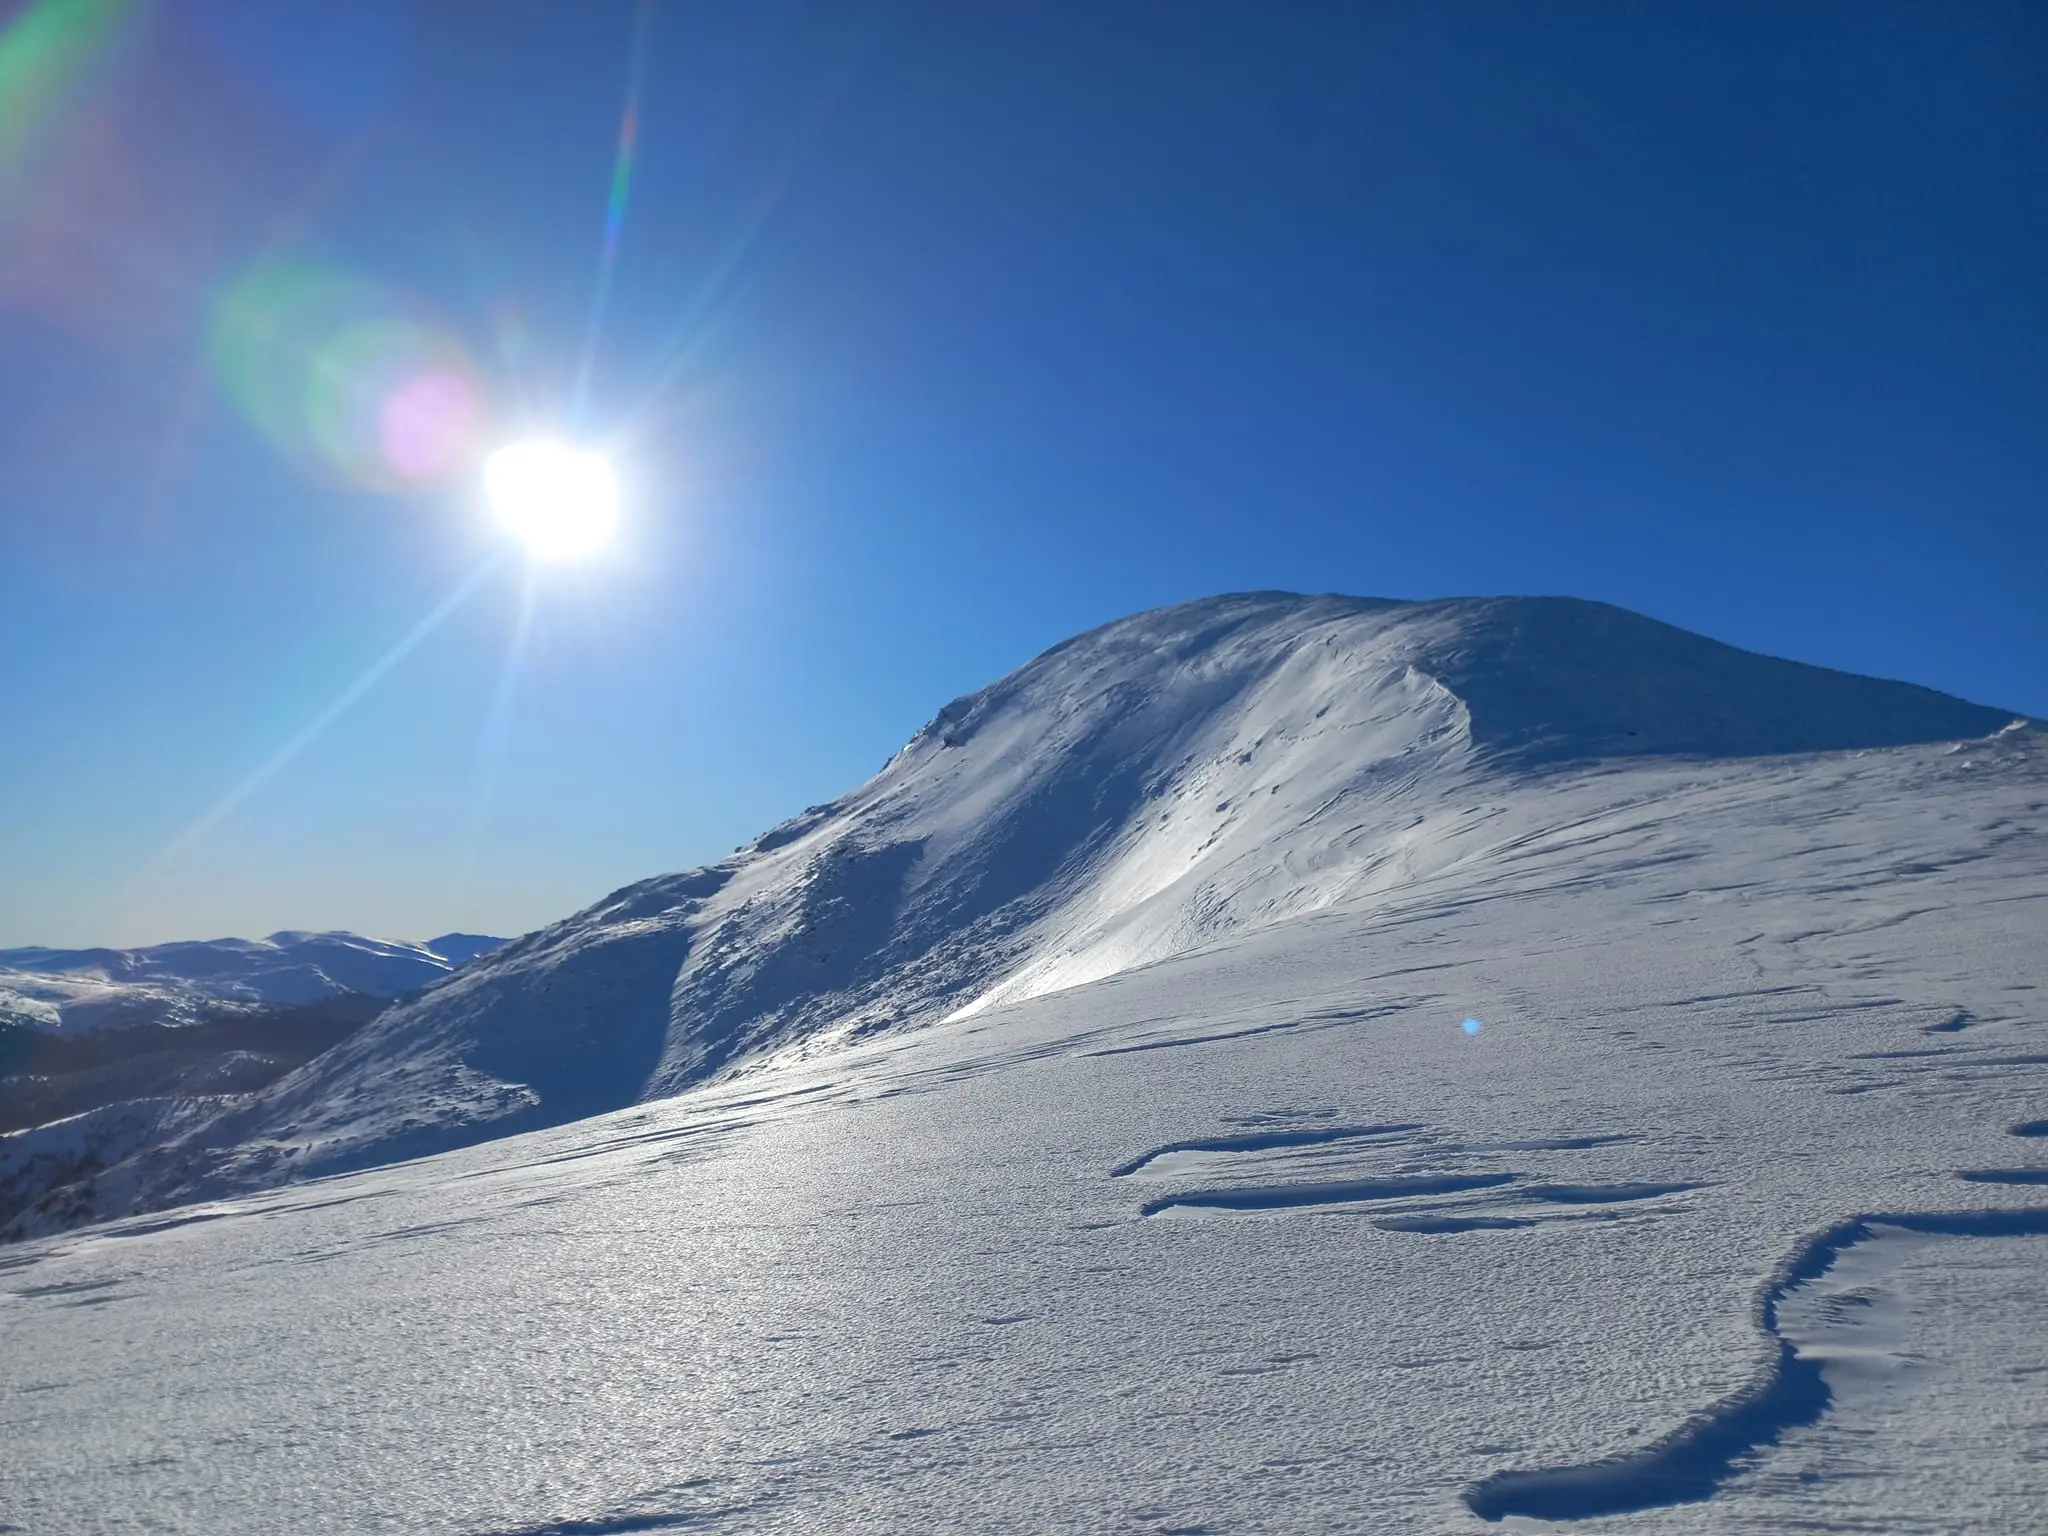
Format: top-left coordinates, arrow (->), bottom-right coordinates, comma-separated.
2,591 -> 2043,1531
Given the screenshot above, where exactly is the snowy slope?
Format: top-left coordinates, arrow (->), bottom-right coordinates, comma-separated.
0,929 -> 506,1034
14,592 -> 2027,1234
1,688 -> 2043,1533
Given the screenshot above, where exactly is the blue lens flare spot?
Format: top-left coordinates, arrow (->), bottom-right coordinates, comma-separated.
1462,1017 -> 1483,1036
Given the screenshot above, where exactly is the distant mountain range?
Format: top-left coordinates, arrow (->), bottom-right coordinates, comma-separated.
0,929 -> 507,1231
0,930 -> 507,1035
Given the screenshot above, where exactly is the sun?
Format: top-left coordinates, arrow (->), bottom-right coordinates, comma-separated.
484,439 -> 620,561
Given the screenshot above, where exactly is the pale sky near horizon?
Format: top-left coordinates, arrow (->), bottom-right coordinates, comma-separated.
1,1 -> 2042,947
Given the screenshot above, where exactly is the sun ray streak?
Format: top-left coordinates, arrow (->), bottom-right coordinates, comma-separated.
569,0 -> 657,431
113,551 -> 510,910
453,564 -> 538,897
608,10 -> 878,444
609,175 -> 786,445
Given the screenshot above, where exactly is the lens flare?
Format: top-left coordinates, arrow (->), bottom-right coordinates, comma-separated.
570,0 -> 655,428
0,0 -> 139,199
208,259 -> 489,492
382,370 -> 481,480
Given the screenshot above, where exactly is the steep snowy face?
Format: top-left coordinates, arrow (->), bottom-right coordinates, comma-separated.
43,592 -> 2028,1220
773,593 -> 1472,1034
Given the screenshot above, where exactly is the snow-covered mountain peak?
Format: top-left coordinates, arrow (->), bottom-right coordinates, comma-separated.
884,590 -> 2022,777
802,590 -> 2024,1019
22,592 -> 2033,1230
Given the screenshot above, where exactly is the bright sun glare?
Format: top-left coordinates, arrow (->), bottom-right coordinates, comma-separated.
485,440 -> 620,561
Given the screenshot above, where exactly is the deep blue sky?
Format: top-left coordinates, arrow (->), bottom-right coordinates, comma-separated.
2,1 -> 2042,947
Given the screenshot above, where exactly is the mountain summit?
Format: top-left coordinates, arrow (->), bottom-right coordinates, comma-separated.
15,593 -> 2029,1232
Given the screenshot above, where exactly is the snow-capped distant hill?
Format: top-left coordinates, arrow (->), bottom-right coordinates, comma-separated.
0,935 -> 508,1225
20,592 -> 2029,1233
0,930 -> 507,1035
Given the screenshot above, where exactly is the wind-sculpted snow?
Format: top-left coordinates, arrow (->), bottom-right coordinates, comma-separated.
1107,1122 -> 1427,1177
1519,1180 -> 1702,1203
1956,1168 -> 2048,1185
18,591 -> 2031,1238
1114,1115 -> 1706,1228
1464,1209 -> 2048,1523
1141,1170 -> 1522,1216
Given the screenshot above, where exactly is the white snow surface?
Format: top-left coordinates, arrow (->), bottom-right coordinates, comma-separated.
0,930 -> 505,1034
2,591 -> 2044,1531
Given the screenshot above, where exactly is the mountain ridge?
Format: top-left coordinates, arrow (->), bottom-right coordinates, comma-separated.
0,930 -> 509,1035
7,591 -> 2032,1237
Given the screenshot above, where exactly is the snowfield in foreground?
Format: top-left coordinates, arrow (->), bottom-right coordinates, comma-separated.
1,593 -> 2043,1532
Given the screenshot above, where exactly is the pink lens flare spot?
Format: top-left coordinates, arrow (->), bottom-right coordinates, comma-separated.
380,370 -> 480,481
